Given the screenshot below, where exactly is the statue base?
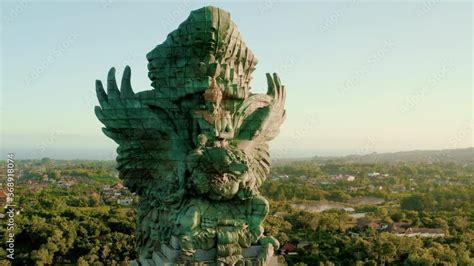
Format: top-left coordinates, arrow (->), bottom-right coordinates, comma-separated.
131,244 -> 279,266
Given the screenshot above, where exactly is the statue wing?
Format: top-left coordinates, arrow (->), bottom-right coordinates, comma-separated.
234,73 -> 287,187
95,66 -> 182,195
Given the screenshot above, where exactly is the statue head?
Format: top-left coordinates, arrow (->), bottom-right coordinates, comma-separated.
146,6 -> 257,101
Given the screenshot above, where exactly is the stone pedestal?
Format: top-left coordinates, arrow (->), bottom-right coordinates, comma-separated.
131,244 -> 279,266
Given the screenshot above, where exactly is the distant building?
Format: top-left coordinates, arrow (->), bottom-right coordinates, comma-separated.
331,174 -> 356,182
384,222 -> 444,238
368,172 -> 380,178
356,219 -> 380,230
390,186 -> 407,193
297,241 -> 313,250
384,222 -> 411,233
275,174 -> 289,179
112,183 -> 125,190
401,228 -> 444,238
117,198 -> 133,205
346,175 -> 356,182
57,180 -> 72,189
273,212 -> 287,217
348,186 -> 365,192
350,212 -> 367,219
280,243 -> 297,254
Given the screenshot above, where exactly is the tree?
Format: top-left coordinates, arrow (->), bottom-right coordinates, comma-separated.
450,216 -> 468,231
400,193 -> 436,212
31,248 -> 54,265
263,215 -> 292,243
433,217 -> 449,233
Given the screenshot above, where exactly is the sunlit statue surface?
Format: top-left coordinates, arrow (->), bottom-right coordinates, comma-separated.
95,6 -> 286,266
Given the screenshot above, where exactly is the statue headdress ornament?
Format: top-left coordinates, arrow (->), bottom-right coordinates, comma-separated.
203,77 -> 222,103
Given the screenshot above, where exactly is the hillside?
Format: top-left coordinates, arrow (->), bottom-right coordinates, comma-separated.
309,147 -> 474,164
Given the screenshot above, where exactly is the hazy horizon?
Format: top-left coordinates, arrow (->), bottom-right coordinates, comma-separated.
0,146 -> 472,161
1,1 -> 472,160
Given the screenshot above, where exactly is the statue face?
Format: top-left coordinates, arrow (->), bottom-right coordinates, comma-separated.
199,27 -> 217,55
209,173 -> 240,199
188,146 -> 249,200
205,101 -> 218,113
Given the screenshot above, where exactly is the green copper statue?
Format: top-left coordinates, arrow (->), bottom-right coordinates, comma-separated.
95,6 -> 286,266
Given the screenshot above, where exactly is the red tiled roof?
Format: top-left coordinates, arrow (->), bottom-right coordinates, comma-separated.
281,243 -> 297,252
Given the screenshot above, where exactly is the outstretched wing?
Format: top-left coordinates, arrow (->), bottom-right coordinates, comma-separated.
234,73 -> 286,187
95,66 -> 181,195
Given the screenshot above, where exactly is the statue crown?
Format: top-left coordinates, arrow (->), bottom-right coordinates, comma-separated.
204,78 -> 222,103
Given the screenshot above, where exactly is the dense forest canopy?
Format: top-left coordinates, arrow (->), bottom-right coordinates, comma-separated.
0,150 -> 472,265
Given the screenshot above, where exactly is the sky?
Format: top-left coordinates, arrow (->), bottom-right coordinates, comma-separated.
0,0 -> 472,159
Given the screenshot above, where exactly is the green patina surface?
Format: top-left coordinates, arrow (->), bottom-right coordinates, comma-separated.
95,6 -> 286,266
